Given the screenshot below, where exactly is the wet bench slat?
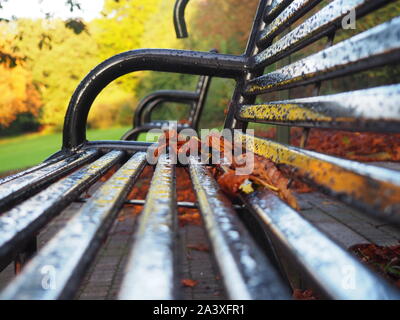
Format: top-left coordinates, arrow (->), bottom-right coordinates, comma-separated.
0,153 -> 68,186
0,151 -> 123,263
119,153 -> 177,300
0,152 -> 146,300
248,17 -> 400,95
264,0 -> 295,23
255,0 -> 392,68
259,0 -> 322,47
236,132 -> 400,222
243,190 -> 400,299
188,157 -> 290,300
238,84 -> 400,132
0,149 -> 99,211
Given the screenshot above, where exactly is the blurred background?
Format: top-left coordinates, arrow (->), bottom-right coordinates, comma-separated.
0,0 -> 258,172
0,0 -> 399,173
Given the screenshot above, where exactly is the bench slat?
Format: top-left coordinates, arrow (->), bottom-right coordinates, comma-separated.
265,0 -> 295,23
255,0 -> 392,68
119,153 -> 177,300
0,152 -> 146,300
0,150 -> 123,261
0,149 -> 99,211
236,132 -> 400,221
248,17 -> 400,95
243,190 -> 400,299
0,153 -> 68,186
238,84 -> 400,132
259,0 -> 323,47
188,158 -> 290,300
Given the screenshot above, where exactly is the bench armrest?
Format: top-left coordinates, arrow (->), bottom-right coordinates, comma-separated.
174,0 -> 190,38
134,90 -> 198,127
62,48 -> 245,150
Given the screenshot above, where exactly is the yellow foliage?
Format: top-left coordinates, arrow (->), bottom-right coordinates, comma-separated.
0,65 -> 41,127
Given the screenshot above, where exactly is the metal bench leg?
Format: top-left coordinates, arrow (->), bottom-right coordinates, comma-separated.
14,237 -> 37,275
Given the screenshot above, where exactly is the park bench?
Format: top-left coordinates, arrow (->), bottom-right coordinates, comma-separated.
0,0 -> 400,300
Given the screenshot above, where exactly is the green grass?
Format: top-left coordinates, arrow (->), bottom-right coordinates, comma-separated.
0,126 -> 227,174
0,127 -> 132,173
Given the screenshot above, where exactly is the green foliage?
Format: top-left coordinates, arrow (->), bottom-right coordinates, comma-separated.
11,19 -> 102,129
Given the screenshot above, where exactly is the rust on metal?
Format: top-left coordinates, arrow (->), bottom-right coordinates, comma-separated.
239,102 -> 333,122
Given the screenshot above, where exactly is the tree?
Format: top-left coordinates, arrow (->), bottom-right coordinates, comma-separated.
0,64 -> 41,127
2,18 -> 100,129
0,0 -> 87,68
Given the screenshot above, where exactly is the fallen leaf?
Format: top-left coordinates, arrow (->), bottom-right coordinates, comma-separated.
293,289 -> 317,300
181,279 -> 198,287
178,212 -> 202,227
239,179 -> 254,194
187,244 -> 209,252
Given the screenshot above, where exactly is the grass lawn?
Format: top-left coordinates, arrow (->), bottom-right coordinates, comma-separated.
0,127 -> 139,173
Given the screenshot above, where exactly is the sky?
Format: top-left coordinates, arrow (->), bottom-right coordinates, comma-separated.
0,0 -> 105,21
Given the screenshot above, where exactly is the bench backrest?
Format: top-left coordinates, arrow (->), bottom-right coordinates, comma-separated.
225,0 -> 400,221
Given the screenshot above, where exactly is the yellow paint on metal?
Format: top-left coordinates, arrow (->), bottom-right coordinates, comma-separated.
239,104 -> 356,123
245,76 -> 305,94
240,104 -> 332,121
235,132 -> 400,214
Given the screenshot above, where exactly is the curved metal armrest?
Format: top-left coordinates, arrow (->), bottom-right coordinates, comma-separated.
134,90 -> 199,128
174,0 -> 190,38
62,48 -> 245,150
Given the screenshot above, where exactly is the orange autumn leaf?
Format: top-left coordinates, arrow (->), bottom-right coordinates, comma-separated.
178,212 -> 202,227
293,289 -> 317,300
216,169 -> 250,198
181,279 -> 199,287
187,243 -> 210,252
154,129 -> 300,210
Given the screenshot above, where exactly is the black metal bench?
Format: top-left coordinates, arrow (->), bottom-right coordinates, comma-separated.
1,0 -> 400,300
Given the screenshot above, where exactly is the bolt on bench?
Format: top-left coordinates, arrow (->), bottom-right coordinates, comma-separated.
1,0 -> 400,300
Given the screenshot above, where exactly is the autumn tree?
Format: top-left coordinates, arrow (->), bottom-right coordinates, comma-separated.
0,21 -> 41,129
0,64 -> 41,128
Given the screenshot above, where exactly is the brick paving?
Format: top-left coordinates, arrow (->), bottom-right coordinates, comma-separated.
179,224 -> 226,300
298,192 -> 400,248
76,206 -> 225,300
